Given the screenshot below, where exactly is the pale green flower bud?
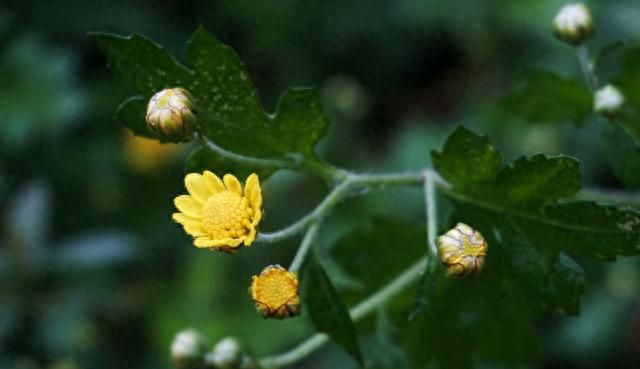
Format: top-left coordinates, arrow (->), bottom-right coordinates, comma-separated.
170,329 -> 208,369
594,84 -> 625,116
146,87 -> 196,140
204,337 -> 243,369
553,3 -> 593,46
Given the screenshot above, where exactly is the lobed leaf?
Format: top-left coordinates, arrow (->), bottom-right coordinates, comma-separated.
93,27 -> 330,165
410,126 -> 640,361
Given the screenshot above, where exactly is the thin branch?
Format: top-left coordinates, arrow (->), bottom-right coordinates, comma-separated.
576,44 -> 598,91
423,171 -> 439,256
289,222 -> 320,273
193,132 -> 289,169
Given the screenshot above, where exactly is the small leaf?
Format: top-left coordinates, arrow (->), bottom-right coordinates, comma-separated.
431,126 -> 502,190
501,69 -> 592,124
603,119 -> 640,189
185,148 -> 276,180
302,251 -> 364,367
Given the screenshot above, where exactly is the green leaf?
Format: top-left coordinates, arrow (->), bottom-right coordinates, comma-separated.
91,33 -> 191,96
93,27 -> 330,162
501,69 -> 592,124
302,251 -> 364,367
185,148 -> 277,180
433,127 -> 640,258
115,96 -> 157,139
603,119 -> 640,189
404,268 -> 539,368
495,154 -> 582,208
408,258 -> 446,320
431,126 -> 502,190
513,201 -> 640,260
413,127 -> 640,331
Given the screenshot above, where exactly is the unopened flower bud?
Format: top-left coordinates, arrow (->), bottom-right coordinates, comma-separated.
170,329 -> 208,369
146,87 -> 196,140
553,3 -> 593,46
437,223 -> 488,277
250,265 -> 300,320
204,337 -> 242,369
594,84 -> 625,116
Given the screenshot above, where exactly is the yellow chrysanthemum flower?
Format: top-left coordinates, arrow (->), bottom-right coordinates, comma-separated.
250,265 -> 300,320
172,172 -> 263,254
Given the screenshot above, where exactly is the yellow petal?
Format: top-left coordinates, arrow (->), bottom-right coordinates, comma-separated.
185,173 -> 212,203
250,184 -> 262,210
203,171 -> 226,193
244,227 -> 257,245
194,237 -> 243,248
244,173 -> 259,198
223,174 -> 243,195
174,195 -> 202,217
172,212 -> 200,225
183,224 -> 206,237
251,209 -> 263,227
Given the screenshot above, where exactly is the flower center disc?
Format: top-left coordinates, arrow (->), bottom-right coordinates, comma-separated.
256,272 -> 297,308
201,191 -> 252,239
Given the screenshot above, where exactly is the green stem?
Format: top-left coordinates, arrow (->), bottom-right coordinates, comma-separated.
257,178 -> 354,244
288,222 -> 320,273
423,171 -> 438,256
257,171 -> 427,244
579,188 -> 640,208
194,132 -> 346,183
194,131 -> 288,169
259,256 -> 428,369
576,44 -> 598,91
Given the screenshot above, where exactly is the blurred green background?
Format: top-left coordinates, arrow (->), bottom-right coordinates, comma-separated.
1,0 -> 640,368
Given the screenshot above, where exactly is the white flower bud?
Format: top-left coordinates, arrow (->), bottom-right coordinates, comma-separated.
553,3 -> 593,46
204,337 -> 243,369
594,84 -> 625,116
170,329 -> 208,369
146,87 -> 196,140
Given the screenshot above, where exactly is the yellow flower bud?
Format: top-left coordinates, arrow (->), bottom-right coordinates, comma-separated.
552,3 -> 593,46
437,223 -> 488,277
250,265 -> 300,319
146,87 -> 195,139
